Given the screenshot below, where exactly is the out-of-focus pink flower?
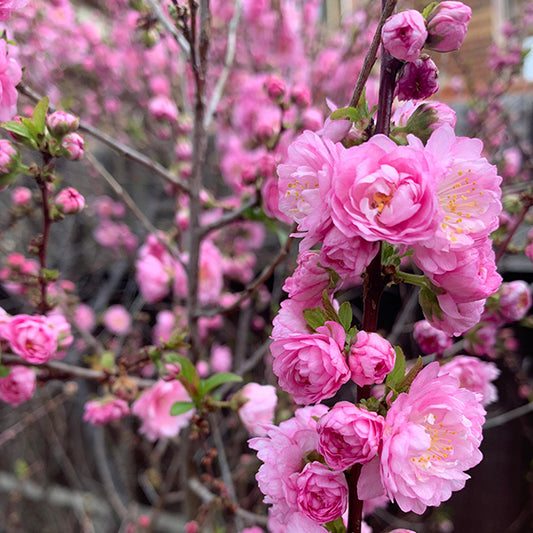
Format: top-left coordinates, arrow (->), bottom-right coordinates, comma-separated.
282,251 -> 330,305
271,321 -> 350,405
46,311 -> 73,358
83,396 -> 130,425
382,10 -> 428,63
74,303 -> 95,332
301,107 -> 323,131
426,1 -> 472,52
0,138 -> 17,174
210,344 -> 232,373
12,186 -> 31,206
46,110 -> 79,137
238,383 -> 277,436
296,462 -> 348,523
103,305 -> 132,336
264,74 -> 286,101
152,310 -> 175,345
330,136 -> 438,246
61,132 -> 85,160
148,95 -> 178,122
498,280 -> 531,322
239,528 -> 263,533
0,40 -> 21,121
55,187 -> 85,214
132,379 -> 193,441
3,314 -> 59,364
439,355 -> 500,406
349,331 -> 396,387
317,402 -> 384,470
364,362 -> 486,514
396,56 -> 439,101
0,365 -> 36,406
291,84 -> 311,107
465,322 -> 498,358
413,319 -> 453,355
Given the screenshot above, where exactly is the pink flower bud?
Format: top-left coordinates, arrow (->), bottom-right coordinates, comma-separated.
11,186 -> 31,206
55,187 -> 85,214
148,95 -> 179,122
291,84 -> 311,107
185,522 -> 199,533
46,110 -> 80,137
103,304 -> 132,336
317,402 -> 385,470
264,74 -> 286,102
83,396 -> 130,425
175,140 -> 192,161
382,10 -> 428,62
499,280 -> 531,322
349,330 -> 396,387
0,365 -> 36,406
0,139 -> 18,174
396,56 -> 439,101
426,1 -> 472,53
61,132 -> 85,160
413,319 -> 452,356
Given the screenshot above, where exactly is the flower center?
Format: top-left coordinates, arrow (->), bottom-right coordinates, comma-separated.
372,191 -> 394,214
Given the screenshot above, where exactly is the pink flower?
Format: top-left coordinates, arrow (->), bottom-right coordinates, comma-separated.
296,462 -> 348,524
83,397 -> 130,425
210,344 -> 232,373
317,402 -> 384,470
426,1 -> 472,52
392,100 -> 457,132
61,132 -> 85,160
349,331 -> 396,387
46,110 -> 79,137
74,303 -> 95,332
46,311 -> 73,358
0,365 -> 35,406
413,319 -> 452,355
132,379 -> 194,441
271,298 -> 310,340
0,139 -> 17,174
55,187 -> 85,214
396,56 -> 439,101
148,95 -> 178,122
238,383 -> 277,437
373,362 -> 485,514
426,293 -> 485,337
282,251 -> 330,305
382,10 -> 428,63
4,314 -> 59,364
330,136 -> 438,245
264,74 -> 286,101
277,130 -> 343,250
498,280 -> 531,322
439,355 -> 500,406
0,0 -> 27,20
271,321 -> 350,405
152,310 -> 175,345
12,186 -> 31,206
0,40 -> 21,121
103,305 -> 132,336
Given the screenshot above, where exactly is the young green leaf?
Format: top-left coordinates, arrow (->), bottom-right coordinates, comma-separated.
338,301 -> 353,332
200,372 -> 243,396
385,345 -> 406,391
170,401 -> 195,416
303,307 -> 329,331
32,96 -> 49,135
0,364 -> 10,378
397,356 -> 424,394
165,353 -> 199,387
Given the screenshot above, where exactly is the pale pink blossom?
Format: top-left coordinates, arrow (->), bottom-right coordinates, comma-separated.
296,462 -> 348,523
210,344 -> 232,373
382,10 -> 428,63
55,187 -> 85,214
12,186 -> 31,206
271,298 -> 309,340
136,253 -> 172,303
0,365 -> 35,406
83,397 -> 130,425
0,0 -> 28,21
152,310 -> 175,345
0,40 -> 21,121
317,402 -> 384,470
426,1 -> 472,52
282,251 -> 330,305
349,331 -> 396,387
413,319 -> 452,355
103,305 -> 132,336
74,303 -> 95,332
439,355 -> 500,406
426,294 -> 485,337
330,136 -> 438,245
46,311 -> 73,358
3,314 -> 59,364
238,383 -> 277,437
148,95 -> 178,122
363,362 -> 486,514
0,139 -> 17,174
271,321 -> 350,405
132,379 -> 193,441
498,280 -> 531,322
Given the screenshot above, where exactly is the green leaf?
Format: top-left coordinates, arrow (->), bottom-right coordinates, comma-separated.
330,106 -> 363,123
386,345 -> 406,390
419,286 -> 444,321
2,121 -> 33,140
338,301 -> 352,332
20,117 -> 39,138
33,96 -> 49,135
100,351 -> 115,370
397,356 -> 424,394
165,353 -> 199,386
321,289 -> 340,322
200,372 -> 242,396
170,401 -> 195,416
0,364 -> 10,377
324,517 -> 346,533
303,307 -> 329,331
422,1 -> 439,19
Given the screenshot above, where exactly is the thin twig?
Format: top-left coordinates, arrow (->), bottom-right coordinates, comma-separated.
145,0 -> 191,56
204,0 -> 242,128
495,198 -> 533,264
17,83 -> 189,192
484,402 -> 533,429
199,195 -> 258,237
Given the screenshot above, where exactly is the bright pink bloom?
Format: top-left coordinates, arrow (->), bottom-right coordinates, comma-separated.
396,56 -> 439,101
238,383 -> 277,437
498,280 -> 531,322
4,314 -> 59,364
103,305 -> 132,336
330,136 -> 438,245
413,319 -> 452,355
12,186 -> 31,206
277,130 -> 344,250
55,187 -> 85,214
349,331 -> 396,387
317,402 -> 384,470
264,74 -> 286,101
426,1 -> 472,52
296,462 -> 348,524
0,365 -> 35,406
46,110 -> 79,137
282,251 -> 330,305
132,379 -> 193,441
61,132 -> 85,160
148,95 -> 178,122
439,355 -> 500,406
382,10 -> 428,63
0,40 -> 21,121
83,397 -> 130,425
373,362 -> 485,514
271,321 -> 350,405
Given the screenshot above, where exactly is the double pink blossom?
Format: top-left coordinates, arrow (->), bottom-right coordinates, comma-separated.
83,397 -> 130,425
0,40 -> 21,121
238,383 -> 277,437
0,365 -> 36,406
382,10 -> 428,63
